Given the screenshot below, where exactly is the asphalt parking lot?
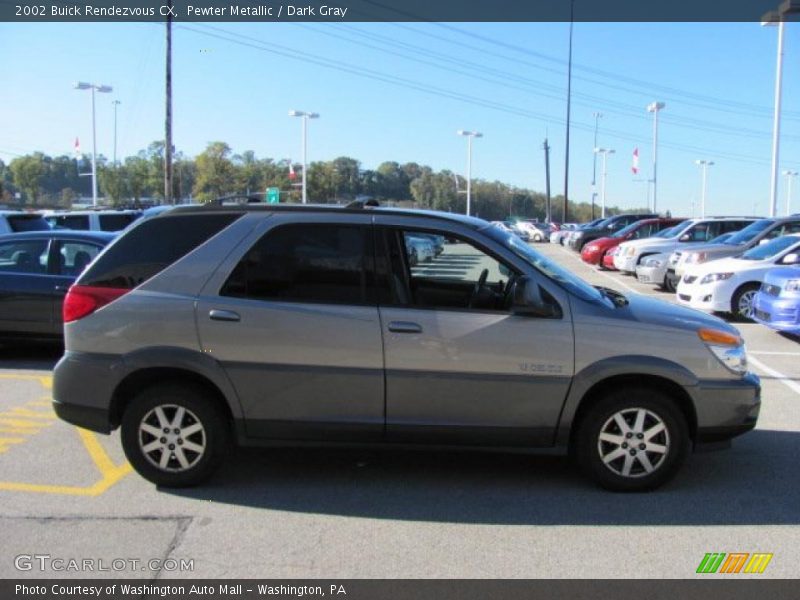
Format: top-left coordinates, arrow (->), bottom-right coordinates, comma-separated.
1,242 -> 798,579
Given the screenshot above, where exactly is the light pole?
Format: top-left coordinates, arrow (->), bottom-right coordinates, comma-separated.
112,100 -> 121,165
288,110 -> 319,204
591,112 -> 603,219
763,15 -> 785,217
647,101 -> 665,213
594,148 -> 615,218
784,170 -> 799,215
74,82 -> 113,206
457,130 -> 482,216
695,160 -> 714,218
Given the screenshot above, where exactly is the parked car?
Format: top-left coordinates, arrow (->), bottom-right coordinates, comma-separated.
637,232 -> 737,289
0,230 -> 115,342
581,218 -> 685,267
568,213 -> 658,252
549,223 -> 577,244
42,209 -> 142,232
53,204 -> 759,491
561,218 -> 606,247
752,266 -> 800,335
614,217 -> 758,277
405,235 -> 436,266
0,210 -> 51,234
677,234 -> 800,320
525,222 -> 553,243
667,216 -> 800,291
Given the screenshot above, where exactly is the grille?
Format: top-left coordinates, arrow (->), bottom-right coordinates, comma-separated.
683,275 -> 697,284
679,294 -> 691,302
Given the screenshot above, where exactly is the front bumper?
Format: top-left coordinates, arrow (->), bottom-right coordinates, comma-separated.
692,372 -> 761,444
676,281 -> 732,312
614,254 -> 638,273
753,292 -> 800,334
636,263 -> 668,286
580,245 -> 604,265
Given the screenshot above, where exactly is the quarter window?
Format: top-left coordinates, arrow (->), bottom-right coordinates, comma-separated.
221,224 -> 373,305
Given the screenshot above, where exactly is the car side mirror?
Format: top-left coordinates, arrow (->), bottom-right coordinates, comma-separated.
781,252 -> 800,265
679,233 -> 692,242
512,276 -> 561,318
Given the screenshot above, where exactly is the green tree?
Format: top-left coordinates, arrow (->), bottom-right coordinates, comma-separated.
9,153 -> 45,206
193,142 -> 235,202
99,165 -> 129,205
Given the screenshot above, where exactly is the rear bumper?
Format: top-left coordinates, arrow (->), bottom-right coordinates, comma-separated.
52,351 -> 122,434
692,372 -> 761,444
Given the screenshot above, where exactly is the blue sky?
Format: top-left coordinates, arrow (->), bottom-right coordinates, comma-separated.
0,21 -> 798,216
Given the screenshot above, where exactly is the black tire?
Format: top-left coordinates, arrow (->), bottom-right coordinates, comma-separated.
121,382 -> 231,487
574,388 -> 690,492
731,283 -> 759,322
663,275 -> 676,293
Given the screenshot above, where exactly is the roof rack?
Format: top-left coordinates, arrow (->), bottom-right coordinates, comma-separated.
344,199 -> 380,209
213,193 -> 265,205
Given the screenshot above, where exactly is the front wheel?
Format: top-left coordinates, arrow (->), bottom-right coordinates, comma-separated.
731,283 -> 759,321
574,389 -> 689,492
121,383 -> 231,487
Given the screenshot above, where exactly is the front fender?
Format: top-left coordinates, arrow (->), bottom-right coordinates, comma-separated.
554,355 -> 698,446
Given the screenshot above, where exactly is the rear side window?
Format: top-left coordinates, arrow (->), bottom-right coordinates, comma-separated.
79,213 -> 240,289
99,213 -> 138,231
7,215 -> 52,232
221,224 -> 374,305
49,215 -> 90,230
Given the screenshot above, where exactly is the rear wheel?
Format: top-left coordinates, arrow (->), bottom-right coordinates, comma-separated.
121,383 -> 230,487
664,274 -> 676,293
731,283 -> 759,321
574,388 -> 689,492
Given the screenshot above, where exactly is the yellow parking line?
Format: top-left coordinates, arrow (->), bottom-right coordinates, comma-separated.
77,428 -> 121,477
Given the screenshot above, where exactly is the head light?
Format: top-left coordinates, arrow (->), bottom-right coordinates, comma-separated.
784,279 -> 800,293
626,247 -> 636,256
699,272 -> 734,285
698,328 -> 747,375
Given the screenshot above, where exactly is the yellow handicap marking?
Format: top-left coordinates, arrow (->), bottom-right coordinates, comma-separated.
0,374 -> 132,496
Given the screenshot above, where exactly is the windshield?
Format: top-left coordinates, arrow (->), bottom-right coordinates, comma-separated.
611,220 -> 648,239
485,227 -> 606,304
723,219 -> 774,246
654,226 -> 678,238
708,232 -> 734,244
666,220 -> 695,238
740,235 -> 800,261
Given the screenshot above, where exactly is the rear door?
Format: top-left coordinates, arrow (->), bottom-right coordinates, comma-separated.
196,213 -> 385,441
0,237 -> 55,337
375,217 -> 574,447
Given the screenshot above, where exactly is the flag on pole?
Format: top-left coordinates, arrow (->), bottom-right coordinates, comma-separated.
631,147 -> 639,174
288,162 -> 297,180
73,137 -> 81,158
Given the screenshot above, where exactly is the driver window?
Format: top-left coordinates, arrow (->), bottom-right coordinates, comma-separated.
392,229 -> 514,311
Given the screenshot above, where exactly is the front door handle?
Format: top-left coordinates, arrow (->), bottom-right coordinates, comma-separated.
54,285 -> 69,292
388,321 -> 423,334
209,309 -> 241,322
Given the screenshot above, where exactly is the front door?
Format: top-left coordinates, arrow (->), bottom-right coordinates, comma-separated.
376,223 -> 574,447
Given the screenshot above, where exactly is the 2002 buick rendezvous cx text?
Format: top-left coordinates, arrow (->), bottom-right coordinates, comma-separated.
52,203 -> 760,491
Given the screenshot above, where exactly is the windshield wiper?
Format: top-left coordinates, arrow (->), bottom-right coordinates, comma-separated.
594,286 -> 629,307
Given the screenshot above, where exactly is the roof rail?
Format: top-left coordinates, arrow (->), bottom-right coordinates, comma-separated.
344,199 -> 380,209
213,193 -> 265,205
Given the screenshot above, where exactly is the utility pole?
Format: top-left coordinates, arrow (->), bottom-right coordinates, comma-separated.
695,160 -> 714,218
563,0 -> 574,224
784,170 -> 798,215
647,101 -> 665,213
543,137 -> 551,222
591,112 -> 602,220
112,100 -> 121,165
164,2 -> 174,205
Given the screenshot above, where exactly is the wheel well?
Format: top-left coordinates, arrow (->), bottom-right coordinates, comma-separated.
109,368 -> 233,430
636,252 -> 657,266
569,374 -> 697,449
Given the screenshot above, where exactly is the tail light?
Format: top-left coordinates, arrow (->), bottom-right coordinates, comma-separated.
63,285 -> 129,323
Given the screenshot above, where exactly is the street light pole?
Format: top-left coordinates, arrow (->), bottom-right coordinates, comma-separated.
74,82 -> 112,207
112,100 -> 121,165
594,148 -> 614,218
784,170 -> 799,215
591,112 -> 602,220
289,110 -> 319,204
763,16 -> 785,218
695,160 -> 714,218
647,101 -> 665,213
457,130 -> 483,216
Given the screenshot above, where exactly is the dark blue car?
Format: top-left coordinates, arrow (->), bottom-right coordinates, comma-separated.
0,230 -> 116,342
753,265 -> 800,335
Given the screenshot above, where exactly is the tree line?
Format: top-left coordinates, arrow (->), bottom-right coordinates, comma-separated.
0,141 -> 638,223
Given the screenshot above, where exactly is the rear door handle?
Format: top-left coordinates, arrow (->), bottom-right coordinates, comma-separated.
209,309 -> 241,322
54,285 -> 69,292
388,321 -> 423,334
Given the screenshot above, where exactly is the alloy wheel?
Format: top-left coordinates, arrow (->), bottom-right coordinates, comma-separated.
138,404 -> 207,472
597,407 -> 670,478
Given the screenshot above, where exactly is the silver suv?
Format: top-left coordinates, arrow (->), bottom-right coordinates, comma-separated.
52,204 -> 760,491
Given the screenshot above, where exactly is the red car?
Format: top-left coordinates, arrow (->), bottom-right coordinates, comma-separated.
580,218 -> 685,268
602,246 -> 620,270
